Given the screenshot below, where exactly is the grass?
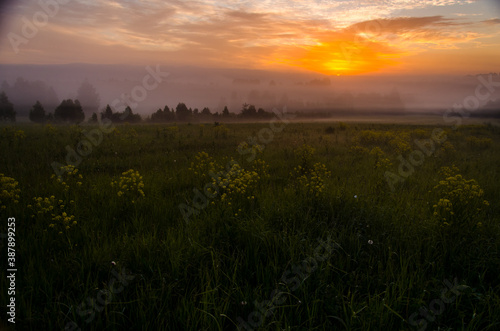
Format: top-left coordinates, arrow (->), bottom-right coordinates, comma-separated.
1,120 -> 500,330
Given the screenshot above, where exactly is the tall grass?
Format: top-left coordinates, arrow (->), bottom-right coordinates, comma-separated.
1,121 -> 500,330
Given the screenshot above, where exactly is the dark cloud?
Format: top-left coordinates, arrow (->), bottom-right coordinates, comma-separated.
346,16 -> 464,35
482,18 -> 500,24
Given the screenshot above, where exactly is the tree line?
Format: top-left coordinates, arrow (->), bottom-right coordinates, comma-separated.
29,98 -> 86,124
0,90 -> 277,124
148,103 -> 275,123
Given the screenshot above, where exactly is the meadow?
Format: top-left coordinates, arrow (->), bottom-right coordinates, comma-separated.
1,119 -> 500,330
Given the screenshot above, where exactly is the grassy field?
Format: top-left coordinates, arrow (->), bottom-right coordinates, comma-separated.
1,119 -> 500,330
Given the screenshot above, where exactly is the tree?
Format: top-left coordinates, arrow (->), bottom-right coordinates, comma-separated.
0,91 -> 15,122
241,103 -> 257,117
88,112 -> 98,123
222,106 -> 230,117
1,78 -> 58,118
151,105 -> 175,122
151,108 -> 163,122
29,101 -> 46,123
101,104 -> 113,120
175,102 -> 191,121
122,106 -> 142,123
77,80 -> 100,116
54,99 -> 85,123
201,107 -> 211,116
257,107 -> 269,118
163,105 -> 174,121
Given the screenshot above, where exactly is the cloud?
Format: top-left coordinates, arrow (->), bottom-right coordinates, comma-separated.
0,0 -> 498,75
271,15 -> 487,74
482,18 -> 500,25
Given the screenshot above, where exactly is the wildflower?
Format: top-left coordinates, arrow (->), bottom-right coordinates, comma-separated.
189,151 -> 222,182
294,144 -> 316,166
213,124 -> 230,138
52,165 -> 84,192
0,174 -> 21,209
251,158 -> 270,179
368,240 -> 373,245
29,195 -> 77,232
111,169 -> 145,203
290,162 -> 331,198
431,165 -> 489,228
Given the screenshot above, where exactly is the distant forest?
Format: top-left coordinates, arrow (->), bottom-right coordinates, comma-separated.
0,87 -> 280,124
0,77 -> 280,123
1,77 -> 499,123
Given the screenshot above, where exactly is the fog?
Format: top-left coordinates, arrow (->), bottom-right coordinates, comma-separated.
1,63 -> 499,121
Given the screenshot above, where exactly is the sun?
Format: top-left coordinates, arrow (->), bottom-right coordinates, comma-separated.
273,38 -> 402,75
324,59 -> 353,73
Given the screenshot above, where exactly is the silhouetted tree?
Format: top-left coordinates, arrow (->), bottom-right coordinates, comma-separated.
151,108 -> 163,122
240,103 -> 257,117
0,91 -> 16,122
54,99 -> 85,123
122,106 -> 142,123
222,106 -> 230,117
257,107 -> 268,118
29,101 -> 46,123
101,104 -> 113,120
150,105 -> 175,122
88,112 -> 98,123
201,107 -> 211,115
163,105 -> 174,121
1,78 -> 58,117
175,102 -> 191,121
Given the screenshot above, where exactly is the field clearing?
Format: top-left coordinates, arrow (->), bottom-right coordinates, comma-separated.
1,120 -> 500,330
295,114 -> 500,125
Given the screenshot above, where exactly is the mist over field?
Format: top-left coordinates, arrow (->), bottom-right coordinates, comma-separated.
1,63 -> 500,121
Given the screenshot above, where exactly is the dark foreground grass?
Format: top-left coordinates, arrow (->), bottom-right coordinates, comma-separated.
1,120 -> 500,330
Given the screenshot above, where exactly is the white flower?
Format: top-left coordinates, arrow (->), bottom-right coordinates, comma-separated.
368,240 -> 373,245
354,195 -> 358,199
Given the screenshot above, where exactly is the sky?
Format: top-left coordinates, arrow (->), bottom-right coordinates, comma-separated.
0,0 -> 499,75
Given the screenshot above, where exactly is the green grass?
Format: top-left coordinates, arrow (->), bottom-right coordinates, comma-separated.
1,120 -> 500,330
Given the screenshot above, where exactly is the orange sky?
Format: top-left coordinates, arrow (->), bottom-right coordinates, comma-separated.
1,0 -> 499,75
